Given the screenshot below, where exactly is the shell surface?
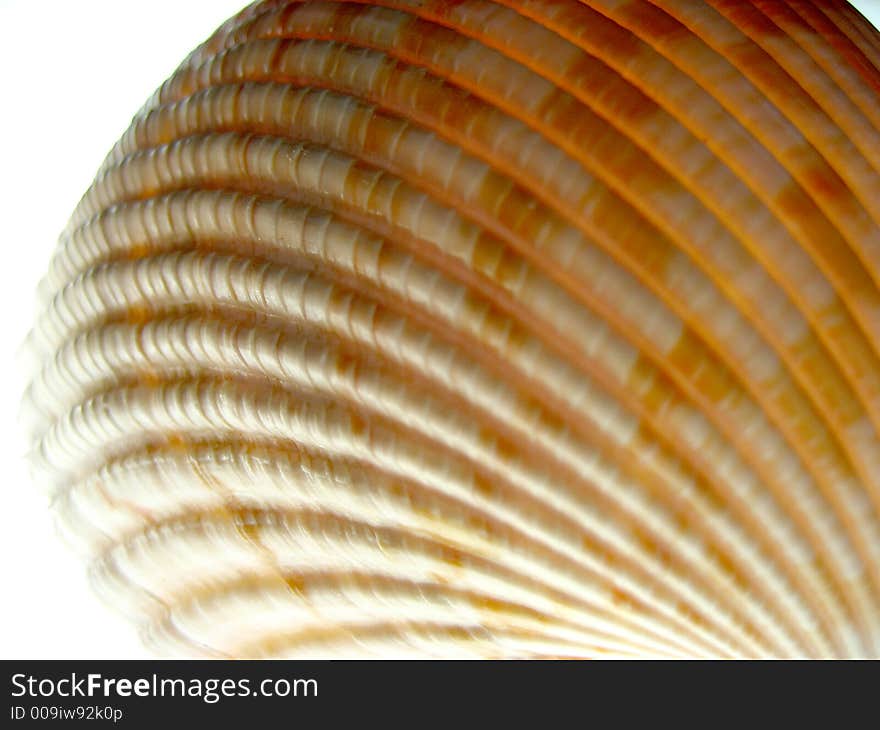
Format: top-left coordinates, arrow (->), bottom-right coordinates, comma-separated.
24,0 -> 880,658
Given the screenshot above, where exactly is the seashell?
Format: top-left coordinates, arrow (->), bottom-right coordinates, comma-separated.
23,0 -> 880,658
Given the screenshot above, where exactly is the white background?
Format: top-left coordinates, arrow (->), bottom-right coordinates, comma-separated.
0,0 -> 878,659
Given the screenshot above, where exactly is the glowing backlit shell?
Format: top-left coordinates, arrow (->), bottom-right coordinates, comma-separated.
24,0 -> 880,657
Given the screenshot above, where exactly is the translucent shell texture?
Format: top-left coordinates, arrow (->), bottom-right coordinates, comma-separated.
25,0 -> 880,658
